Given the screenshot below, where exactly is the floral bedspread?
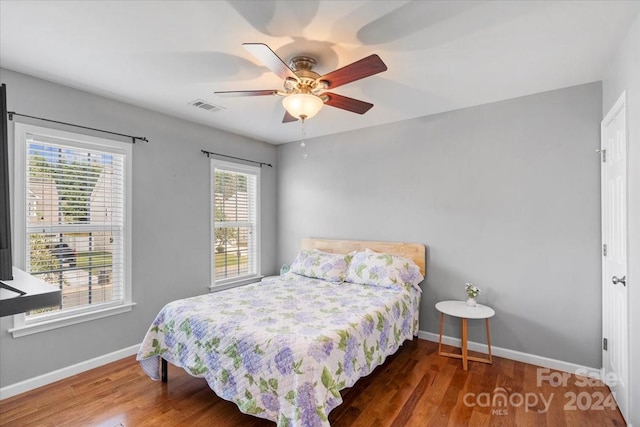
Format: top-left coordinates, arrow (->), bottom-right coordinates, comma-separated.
137,274 -> 421,426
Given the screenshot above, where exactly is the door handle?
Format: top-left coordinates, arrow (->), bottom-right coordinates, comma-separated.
612,275 -> 626,286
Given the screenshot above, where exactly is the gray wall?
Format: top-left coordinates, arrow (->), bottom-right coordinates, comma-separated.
602,13 -> 640,426
0,69 -> 278,387
277,82 -> 603,368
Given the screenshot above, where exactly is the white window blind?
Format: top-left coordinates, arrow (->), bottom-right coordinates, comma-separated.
21,130 -> 128,320
212,160 -> 260,286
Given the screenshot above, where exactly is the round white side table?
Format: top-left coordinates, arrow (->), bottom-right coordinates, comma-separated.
435,300 -> 495,370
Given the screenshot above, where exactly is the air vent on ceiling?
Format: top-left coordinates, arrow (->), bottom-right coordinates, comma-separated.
189,99 -> 225,112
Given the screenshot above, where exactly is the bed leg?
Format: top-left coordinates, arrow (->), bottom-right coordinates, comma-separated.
161,358 -> 168,383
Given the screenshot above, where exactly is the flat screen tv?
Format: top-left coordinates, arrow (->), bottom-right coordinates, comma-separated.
0,83 -> 13,280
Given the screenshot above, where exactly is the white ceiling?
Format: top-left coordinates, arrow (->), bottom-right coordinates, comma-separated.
1,1 -> 639,145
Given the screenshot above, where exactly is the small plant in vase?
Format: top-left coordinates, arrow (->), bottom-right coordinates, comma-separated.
465,283 -> 480,307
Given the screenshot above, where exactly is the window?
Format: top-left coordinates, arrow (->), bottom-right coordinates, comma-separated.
12,123 -> 132,335
211,160 -> 260,288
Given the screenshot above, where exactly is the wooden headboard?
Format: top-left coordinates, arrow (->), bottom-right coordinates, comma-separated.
301,238 -> 426,276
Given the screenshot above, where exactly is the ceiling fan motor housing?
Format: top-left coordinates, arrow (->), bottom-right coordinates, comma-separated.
288,56 -> 327,95
289,56 -> 317,73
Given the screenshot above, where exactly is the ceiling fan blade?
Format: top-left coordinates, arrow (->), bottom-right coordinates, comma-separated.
282,111 -> 299,123
318,54 -> 387,89
242,43 -> 299,81
215,90 -> 278,97
323,92 -> 374,114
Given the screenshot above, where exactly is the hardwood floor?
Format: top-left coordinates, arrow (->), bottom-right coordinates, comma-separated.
0,339 -> 625,426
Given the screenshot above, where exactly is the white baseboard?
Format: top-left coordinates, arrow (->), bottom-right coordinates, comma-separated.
418,331 -> 603,378
0,344 -> 140,400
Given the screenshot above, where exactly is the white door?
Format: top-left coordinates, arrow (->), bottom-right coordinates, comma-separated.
601,92 -> 628,422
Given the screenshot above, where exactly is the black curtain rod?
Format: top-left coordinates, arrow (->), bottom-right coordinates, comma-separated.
7,111 -> 149,144
201,149 -> 272,168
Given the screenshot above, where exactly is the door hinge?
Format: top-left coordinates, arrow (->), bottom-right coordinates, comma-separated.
603,338 -> 608,351
603,244 -> 607,257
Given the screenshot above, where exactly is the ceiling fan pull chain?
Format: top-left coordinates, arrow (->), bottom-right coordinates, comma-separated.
300,118 -> 308,160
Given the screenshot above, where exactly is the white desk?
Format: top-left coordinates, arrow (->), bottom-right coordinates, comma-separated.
0,267 -> 62,317
435,300 -> 495,370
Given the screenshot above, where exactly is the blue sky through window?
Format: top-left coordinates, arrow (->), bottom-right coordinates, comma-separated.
28,143 -> 114,165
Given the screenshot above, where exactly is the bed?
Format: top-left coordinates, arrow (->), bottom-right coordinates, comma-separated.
137,238 -> 425,426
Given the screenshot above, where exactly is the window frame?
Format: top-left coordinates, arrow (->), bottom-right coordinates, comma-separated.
10,123 -> 134,337
210,159 -> 261,290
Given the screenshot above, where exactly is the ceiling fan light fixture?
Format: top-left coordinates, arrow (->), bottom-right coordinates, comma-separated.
282,93 -> 324,120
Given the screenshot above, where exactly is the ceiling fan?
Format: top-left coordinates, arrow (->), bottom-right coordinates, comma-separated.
215,43 -> 387,123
